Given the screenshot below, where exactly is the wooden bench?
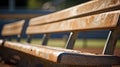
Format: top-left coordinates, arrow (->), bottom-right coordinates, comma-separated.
0,0 -> 120,67
1,20 -> 25,42
0,20 -> 25,67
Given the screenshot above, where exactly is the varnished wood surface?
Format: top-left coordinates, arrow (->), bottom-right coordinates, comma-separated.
29,0 -> 120,26
27,11 -> 120,34
3,41 -> 120,66
2,20 -> 25,36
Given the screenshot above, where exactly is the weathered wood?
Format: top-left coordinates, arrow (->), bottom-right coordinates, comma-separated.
29,0 -> 120,26
2,20 -> 25,36
0,47 -> 75,67
2,41 -> 120,66
27,11 -> 120,34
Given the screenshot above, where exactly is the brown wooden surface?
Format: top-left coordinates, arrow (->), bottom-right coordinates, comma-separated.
2,20 -> 25,36
27,11 -> 120,34
29,0 -> 120,26
2,41 -> 120,66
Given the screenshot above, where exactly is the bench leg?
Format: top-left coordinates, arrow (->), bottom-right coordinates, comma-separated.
17,35 -> 21,42
27,35 -> 32,43
65,32 -> 78,49
102,29 -> 120,67
103,30 -> 119,55
42,34 -> 50,46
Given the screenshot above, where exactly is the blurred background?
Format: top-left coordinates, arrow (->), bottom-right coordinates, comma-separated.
0,0 -> 89,11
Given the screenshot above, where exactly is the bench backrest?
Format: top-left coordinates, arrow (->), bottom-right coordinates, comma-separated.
1,20 -> 25,41
27,0 -> 120,34
28,0 -> 120,26
26,0 -> 120,55
27,11 -> 120,34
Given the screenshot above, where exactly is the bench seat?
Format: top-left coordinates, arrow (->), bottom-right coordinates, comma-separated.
2,41 -> 120,66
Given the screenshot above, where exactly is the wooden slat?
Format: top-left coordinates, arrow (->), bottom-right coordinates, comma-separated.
27,11 -> 120,34
29,0 -> 120,26
3,41 -> 120,66
2,20 -> 25,36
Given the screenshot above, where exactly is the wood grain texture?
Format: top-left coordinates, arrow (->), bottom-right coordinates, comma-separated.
2,20 -> 25,36
3,41 -> 120,66
29,0 -> 120,26
27,11 -> 120,34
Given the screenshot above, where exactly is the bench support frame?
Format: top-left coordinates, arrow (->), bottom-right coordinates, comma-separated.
103,19 -> 120,55
65,32 -> 79,49
42,34 -> 51,46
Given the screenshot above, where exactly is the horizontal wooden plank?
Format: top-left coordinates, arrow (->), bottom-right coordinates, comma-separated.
27,11 -> 120,34
29,0 -> 120,26
2,41 -> 120,65
2,20 -> 25,36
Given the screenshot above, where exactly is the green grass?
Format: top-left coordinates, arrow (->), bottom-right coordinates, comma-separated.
48,39 -> 120,48
13,38 -> 120,49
